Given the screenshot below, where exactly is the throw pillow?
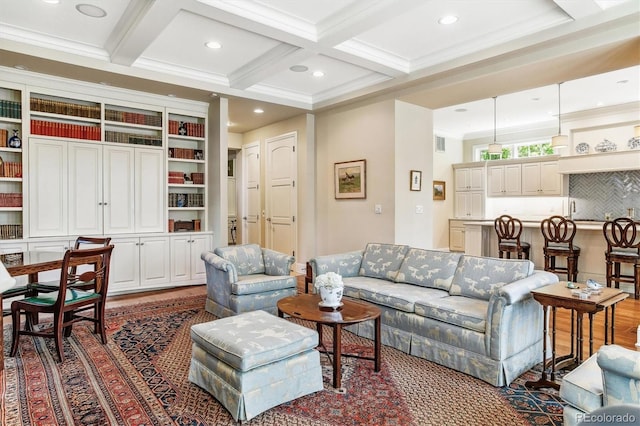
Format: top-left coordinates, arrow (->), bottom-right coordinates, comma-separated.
214,244 -> 266,275
359,243 -> 409,281
395,248 -> 462,291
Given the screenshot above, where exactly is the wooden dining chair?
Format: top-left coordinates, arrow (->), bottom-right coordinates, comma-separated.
603,218 -> 640,299
540,215 -> 581,281
494,215 -> 530,259
29,236 -> 112,293
10,245 -> 114,362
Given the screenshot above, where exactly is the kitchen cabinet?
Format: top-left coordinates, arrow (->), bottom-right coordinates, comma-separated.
170,233 -> 211,283
455,191 -> 484,219
487,163 -> 521,196
521,161 -> 564,195
449,220 -> 466,252
454,166 -> 484,192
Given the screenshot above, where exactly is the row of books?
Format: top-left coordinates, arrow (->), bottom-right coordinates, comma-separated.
0,129 -> 7,147
105,109 -> 162,127
31,120 -> 101,140
168,120 -> 205,137
31,98 -> 101,119
168,219 -> 201,232
1,161 -> 22,178
104,130 -> 162,146
0,193 -> 22,207
167,172 -> 204,185
0,100 -> 21,119
168,193 -> 204,208
168,147 -> 204,160
0,224 -> 22,239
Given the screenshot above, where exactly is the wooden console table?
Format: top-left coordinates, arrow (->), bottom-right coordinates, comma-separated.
525,281 -> 628,390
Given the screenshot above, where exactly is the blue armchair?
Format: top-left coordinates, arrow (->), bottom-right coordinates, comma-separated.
560,344 -> 640,426
201,244 -> 297,317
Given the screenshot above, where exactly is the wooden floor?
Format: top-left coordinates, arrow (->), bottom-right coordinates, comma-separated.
105,277 -> 640,355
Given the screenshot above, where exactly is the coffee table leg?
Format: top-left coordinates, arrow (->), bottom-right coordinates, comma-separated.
374,316 -> 381,372
333,324 -> 342,388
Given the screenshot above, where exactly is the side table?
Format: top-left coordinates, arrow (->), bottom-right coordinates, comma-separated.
525,281 -> 628,390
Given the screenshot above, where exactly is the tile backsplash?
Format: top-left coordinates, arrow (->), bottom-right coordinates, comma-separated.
569,170 -> 640,220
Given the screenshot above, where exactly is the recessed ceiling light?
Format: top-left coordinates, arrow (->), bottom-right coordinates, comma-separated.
167,94 -> 176,98
76,4 -> 107,18
42,0 -> 60,4
210,92 -> 218,97
454,108 -> 467,113
616,79 -> 628,84
289,65 -> 308,72
227,121 -> 234,127
596,101 -> 604,107
312,70 -> 325,78
14,65 -> 27,70
99,81 -> 110,86
438,15 -> 458,25
205,41 -> 222,49
254,108 -> 264,114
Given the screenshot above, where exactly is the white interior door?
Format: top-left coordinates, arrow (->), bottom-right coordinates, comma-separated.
265,132 -> 296,258
242,142 -> 261,245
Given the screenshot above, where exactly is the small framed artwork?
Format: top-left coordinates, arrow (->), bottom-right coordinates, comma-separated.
433,180 -> 446,200
410,170 -> 422,191
335,159 -> 366,199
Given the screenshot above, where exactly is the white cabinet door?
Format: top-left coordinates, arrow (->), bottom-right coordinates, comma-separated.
454,168 -> 470,191
190,234 -> 211,281
109,237 -> 140,291
455,191 -> 470,218
104,146 -> 135,234
27,239 -> 72,282
68,142 -> 103,235
503,164 -> 522,196
28,138 -> 68,237
469,192 -> 485,218
140,236 -> 170,286
449,225 -> 465,252
487,165 -> 505,196
539,161 -> 562,195
135,148 -> 164,233
521,162 -> 541,195
170,234 -> 191,282
469,167 -> 485,191
170,233 -> 211,282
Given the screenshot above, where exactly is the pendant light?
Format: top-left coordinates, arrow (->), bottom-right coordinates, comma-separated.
551,82 -> 568,148
487,96 -> 502,154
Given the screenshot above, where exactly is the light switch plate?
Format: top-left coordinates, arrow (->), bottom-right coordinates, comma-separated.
374,204 -> 382,214
416,205 -> 424,214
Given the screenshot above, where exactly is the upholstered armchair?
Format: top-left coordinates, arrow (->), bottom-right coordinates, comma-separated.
560,344 -> 640,426
201,244 -> 297,317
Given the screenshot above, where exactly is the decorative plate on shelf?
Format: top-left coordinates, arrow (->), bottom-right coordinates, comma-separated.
575,142 -> 590,155
628,136 -> 640,150
594,139 -> 617,153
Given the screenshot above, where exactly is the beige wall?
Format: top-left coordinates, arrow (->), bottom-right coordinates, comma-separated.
315,100 -> 396,254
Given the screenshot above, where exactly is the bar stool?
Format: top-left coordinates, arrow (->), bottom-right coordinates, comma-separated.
540,215 -> 580,281
603,218 -> 640,299
494,215 -> 530,259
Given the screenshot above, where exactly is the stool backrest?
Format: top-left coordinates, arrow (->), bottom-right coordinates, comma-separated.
541,215 -> 577,249
603,218 -> 640,254
494,215 -> 524,245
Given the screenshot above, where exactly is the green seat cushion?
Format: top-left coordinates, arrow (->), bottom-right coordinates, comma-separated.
23,289 -> 100,306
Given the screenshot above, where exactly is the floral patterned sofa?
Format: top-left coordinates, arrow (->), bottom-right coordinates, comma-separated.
201,244 -> 297,318
309,243 -> 558,386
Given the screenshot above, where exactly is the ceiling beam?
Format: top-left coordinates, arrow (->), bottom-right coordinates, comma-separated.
106,0 -> 181,66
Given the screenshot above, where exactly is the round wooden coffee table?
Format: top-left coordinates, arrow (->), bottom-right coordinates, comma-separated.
277,293 -> 381,389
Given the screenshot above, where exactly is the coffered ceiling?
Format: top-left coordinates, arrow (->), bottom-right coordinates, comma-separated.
0,0 -> 638,136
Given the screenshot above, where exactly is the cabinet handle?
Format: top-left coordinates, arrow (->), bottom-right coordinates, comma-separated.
140,242 -> 144,246
103,202 -> 108,206
98,202 -> 103,206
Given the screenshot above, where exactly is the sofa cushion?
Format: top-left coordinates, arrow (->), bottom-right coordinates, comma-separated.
560,353 -> 603,414
414,296 -> 488,333
215,244 -> 265,275
359,243 -> 409,281
449,255 -> 533,301
395,248 -> 462,291
358,281 -> 449,313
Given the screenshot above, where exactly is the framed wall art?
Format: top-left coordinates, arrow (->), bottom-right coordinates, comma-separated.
335,159 -> 366,199
433,180 -> 446,200
410,170 -> 422,191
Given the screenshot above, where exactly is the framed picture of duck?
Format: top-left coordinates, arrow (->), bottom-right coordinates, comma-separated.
335,159 -> 366,199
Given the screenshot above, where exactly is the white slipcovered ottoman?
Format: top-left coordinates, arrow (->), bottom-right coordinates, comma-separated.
188,310 -> 323,422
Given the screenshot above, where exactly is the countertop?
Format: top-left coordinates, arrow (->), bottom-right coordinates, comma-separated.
458,219 -> 606,231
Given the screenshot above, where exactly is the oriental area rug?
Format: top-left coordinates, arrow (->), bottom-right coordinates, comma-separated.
1,295 -> 563,425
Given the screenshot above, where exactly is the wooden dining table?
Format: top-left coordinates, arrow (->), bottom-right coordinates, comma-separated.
0,250 -> 64,372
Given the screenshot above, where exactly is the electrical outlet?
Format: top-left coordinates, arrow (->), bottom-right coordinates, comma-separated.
416,205 -> 424,214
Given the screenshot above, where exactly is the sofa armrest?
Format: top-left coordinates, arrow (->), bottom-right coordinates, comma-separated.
309,250 -> 364,281
262,248 -> 295,276
598,344 -> 640,381
497,270 -> 559,305
201,251 -> 238,283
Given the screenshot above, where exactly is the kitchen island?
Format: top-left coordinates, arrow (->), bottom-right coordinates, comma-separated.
463,219 -> 635,296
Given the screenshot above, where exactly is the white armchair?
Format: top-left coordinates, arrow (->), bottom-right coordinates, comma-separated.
201,244 -> 297,317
